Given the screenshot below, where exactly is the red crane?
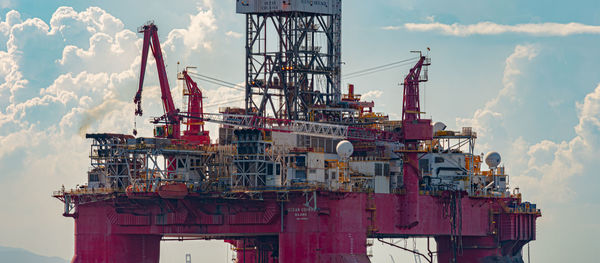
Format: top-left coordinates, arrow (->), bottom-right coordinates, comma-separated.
400,53 -> 432,228
180,69 -> 210,145
133,22 -> 180,139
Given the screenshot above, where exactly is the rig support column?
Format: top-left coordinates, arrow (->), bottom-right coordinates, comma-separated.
72,204 -> 161,263
279,232 -> 370,263
278,193 -> 371,263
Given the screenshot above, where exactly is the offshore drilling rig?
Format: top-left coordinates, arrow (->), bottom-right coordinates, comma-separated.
53,1 -> 540,262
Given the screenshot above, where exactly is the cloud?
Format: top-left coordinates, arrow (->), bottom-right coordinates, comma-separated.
361,90 -> 383,101
0,0 -> 13,9
0,3 -> 223,259
58,30 -> 139,74
382,26 -> 402,31
225,30 -> 242,38
456,44 -> 538,148
447,43 -> 600,262
456,43 -> 600,203
49,6 -> 124,41
389,21 -> 600,36
0,10 -> 21,41
164,7 -> 217,51
514,84 -> 600,202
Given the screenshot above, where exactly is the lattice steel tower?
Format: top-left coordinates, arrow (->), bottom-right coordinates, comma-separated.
236,0 -> 342,120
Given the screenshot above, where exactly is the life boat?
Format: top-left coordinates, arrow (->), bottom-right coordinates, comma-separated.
157,182 -> 188,199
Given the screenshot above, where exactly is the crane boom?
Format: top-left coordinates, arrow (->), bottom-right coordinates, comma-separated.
133,23 -> 180,139
401,54 -> 432,141
399,53 -> 432,228
179,70 -> 210,145
402,55 -> 426,122
182,70 -> 204,134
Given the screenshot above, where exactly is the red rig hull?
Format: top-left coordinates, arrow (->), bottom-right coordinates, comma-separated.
66,191 -> 537,263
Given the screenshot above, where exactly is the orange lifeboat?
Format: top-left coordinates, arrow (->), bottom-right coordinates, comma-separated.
157,182 -> 188,199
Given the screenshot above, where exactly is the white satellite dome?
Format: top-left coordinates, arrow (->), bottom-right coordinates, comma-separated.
336,140 -> 354,159
433,122 -> 447,134
484,152 -> 502,169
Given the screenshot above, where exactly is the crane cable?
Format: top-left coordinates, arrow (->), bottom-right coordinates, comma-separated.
343,57 -> 419,79
204,98 -> 245,108
378,238 -> 432,263
187,71 -> 243,88
186,56 -> 420,93
187,72 -> 245,91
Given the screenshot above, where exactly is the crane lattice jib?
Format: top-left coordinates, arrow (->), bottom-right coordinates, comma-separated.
201,113 -> 400,142
133,23 -> 180,139
401,55 -> 432,142
182,70 -> 205,134
402,55 -> 425,122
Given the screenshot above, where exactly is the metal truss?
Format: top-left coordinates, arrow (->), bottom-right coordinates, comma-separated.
86,134 -> 233,192
244,10 -> 342,120
203,113 -> 401,142
232,130 -> 277,189
88,134 -> 135,189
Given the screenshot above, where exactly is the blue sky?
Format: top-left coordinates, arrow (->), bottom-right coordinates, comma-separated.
0,0 -> 599,262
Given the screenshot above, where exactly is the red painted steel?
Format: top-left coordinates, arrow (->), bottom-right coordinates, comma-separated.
400,55 -> 433,230
61,36 -> 539,262
65,191 -> 538,262
227,239 -> 278,263
134,23 -> 181,139
72,203 -> 161,263
181,70 -> 210,145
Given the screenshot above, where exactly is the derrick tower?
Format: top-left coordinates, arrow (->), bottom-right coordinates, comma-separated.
237,0 -> 342,120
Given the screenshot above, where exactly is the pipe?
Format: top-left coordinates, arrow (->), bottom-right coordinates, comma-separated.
482,181 -> 494,191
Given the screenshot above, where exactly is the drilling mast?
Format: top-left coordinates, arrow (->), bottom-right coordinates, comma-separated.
238,1 -> 342,120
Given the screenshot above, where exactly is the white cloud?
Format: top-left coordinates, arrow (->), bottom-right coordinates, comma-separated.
0,0 -> 13,9
164,8 -> 217,51
0,10 -> 21,40
225,30 -> 242,38
58,30 -> 139,74
391,21 -> 600,36
456,43 -> 600,203
456,44 -> 538,149
0,3 -> 224,259
382,26 -> 402,31
447,43 -> 600,261
49,6 -> 124,40
361,90 -> 383,101
513,84 -> 600,202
